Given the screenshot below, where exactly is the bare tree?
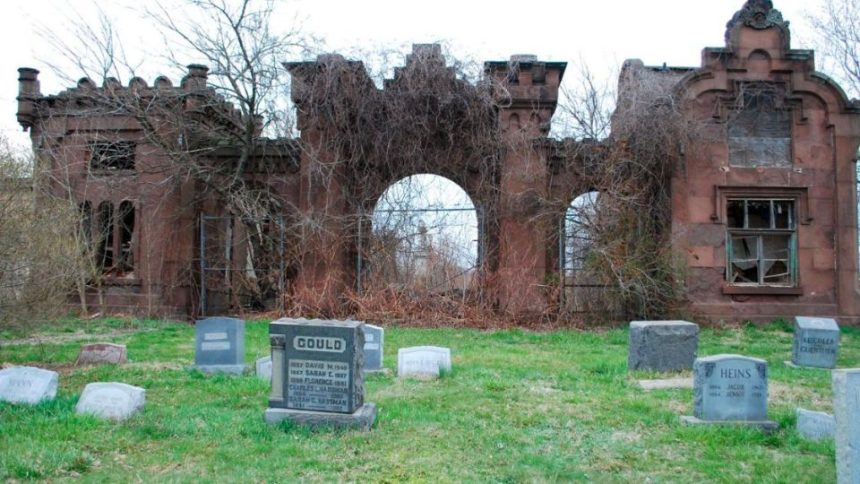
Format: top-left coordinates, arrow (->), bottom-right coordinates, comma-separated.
808,0 -> 860,97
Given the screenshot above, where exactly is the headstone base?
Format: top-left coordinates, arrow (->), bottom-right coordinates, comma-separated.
680,415 -> 778,432
784,361 -> 830,370
194,364 -> 248,375
363,368 -> 391,376
636,378 -> 692,391
264,403 -> 377,431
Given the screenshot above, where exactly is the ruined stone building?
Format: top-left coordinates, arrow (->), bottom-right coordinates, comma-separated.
14,0 -> 860,323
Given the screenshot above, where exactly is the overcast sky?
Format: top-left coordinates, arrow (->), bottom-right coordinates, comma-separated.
1,0 -> 828,149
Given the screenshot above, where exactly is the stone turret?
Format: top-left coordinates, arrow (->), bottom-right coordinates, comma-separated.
16,67 -> 41,131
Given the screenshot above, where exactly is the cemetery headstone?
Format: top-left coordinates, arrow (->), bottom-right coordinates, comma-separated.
681,354 -> 777,430
791,317 -> 840,369
256,356 -> 272,382
796,408 -> 835,441
628,320 -> 699,372
76,343 -> 128,365
264,318 -> 376,430
833,369 -> 860,484
75,382 -> 145,421
0,366 -> 59,405
194,316 -> 247,375
362,324 -> 384,373
397,346 -> 452,379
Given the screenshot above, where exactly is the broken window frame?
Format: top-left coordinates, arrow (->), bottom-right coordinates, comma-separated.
88,199 -> 137,277
89,141 -> 136,173
725,198 -> 797,287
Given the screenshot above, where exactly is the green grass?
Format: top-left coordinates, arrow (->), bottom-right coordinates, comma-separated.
0,319 -> 856,482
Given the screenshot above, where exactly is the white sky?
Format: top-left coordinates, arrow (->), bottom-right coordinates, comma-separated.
0,0 -> 827,150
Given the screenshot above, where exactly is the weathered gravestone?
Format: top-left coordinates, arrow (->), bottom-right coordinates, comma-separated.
833,369 -> 860,484
796,408 -> 835,441
256,356 -> 272,382
628,320 -> 699,372
0,366 -> 58,405
194,316 -> 247,375
76,343 -> 128,365
397,346 -> 452,379
362,324 -> 384,373
75,382 -> 145,421
791,317 -> 840,369
681,354 -> 777,430
264,318 -> 376,430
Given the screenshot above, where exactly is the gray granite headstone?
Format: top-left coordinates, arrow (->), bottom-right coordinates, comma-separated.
0,366 -> 58,405
362,324 -> 384,372
194,316 -> 246,374
796,408 -> 835,441
397,346 -> 452,379
628,321 -> 699,372
689,354 -> 771,424
256,356 -> 272,382
833,369 -> 860,484
792,317 -> 840,369
76,343 -> 128,365
265,318 -> 375,430
75,382 -> 145,421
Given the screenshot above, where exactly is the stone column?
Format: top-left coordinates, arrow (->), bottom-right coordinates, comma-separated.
269,335 -> 286,405
834,369 -> 860,484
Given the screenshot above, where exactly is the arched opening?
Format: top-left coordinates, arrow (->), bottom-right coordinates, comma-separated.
562,191 -> 600,313
365,174 -> 479,296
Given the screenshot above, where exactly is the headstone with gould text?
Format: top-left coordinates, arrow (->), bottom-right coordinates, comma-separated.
0,366 -> 58,405
75,382 -> 145,421
194,316 -> 246,375
833,369 -> 860,484
680,354 -> 777,430
397,346 -> 452,379
76,343 -> 128,365
791,317 -> 840,369
628,320 -> 699,372
362,324 -> 384,372
264,318 -> 376,430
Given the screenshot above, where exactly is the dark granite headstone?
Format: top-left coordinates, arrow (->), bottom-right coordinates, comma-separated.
791,317 -> 840,369
693,354 -> 769,422
265,318 -> 375,430
362,324 -> 384,372
194,316 -> 246,374
628,320 -> 699,372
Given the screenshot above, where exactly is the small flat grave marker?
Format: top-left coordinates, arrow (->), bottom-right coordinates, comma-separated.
194,316 -> 247,375
397,346 -> 451,379
0,366 -> 58,405
75,382 -> 145,421
264,318 -> 376,430
833,369 -> 860,484
628,320 -> 699,372
256,356 -> 272,382
681,354 -> 777,430
76,343 -> 127,365
791,317 -> 840,369
362,324 -> 384,373
796,408 -> 835,441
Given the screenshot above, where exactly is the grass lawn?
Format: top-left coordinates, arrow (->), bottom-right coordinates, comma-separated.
0,318 -> 856,482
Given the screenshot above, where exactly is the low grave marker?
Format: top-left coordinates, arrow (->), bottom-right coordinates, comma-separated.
796,408 -> 835,441
76,343 -> 127,365
256,356 -> 272,382
75,382 -> 145,421
194,316 -> 247,375
791,317 -> 840,369
681,354 -> 777,430
397,346 -> 451,379
264,318 -> 376,430
628,320 -> 699,372
0,366 -> 58,405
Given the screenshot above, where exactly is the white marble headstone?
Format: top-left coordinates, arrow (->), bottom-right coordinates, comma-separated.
75,382 -> 145,421
256,356 -> 272,381
0,366 -> 58,405
397,346 -> 451,379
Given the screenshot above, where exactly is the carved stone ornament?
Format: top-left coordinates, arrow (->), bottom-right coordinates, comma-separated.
725,0 -> 790,43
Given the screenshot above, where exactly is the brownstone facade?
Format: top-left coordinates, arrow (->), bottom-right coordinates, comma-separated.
15,0 -> 860,323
